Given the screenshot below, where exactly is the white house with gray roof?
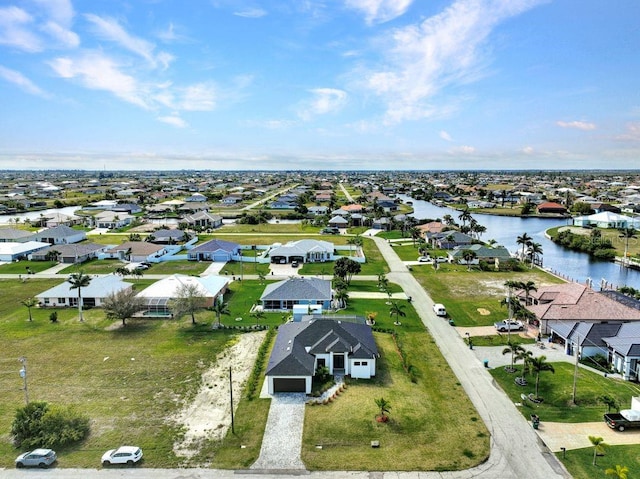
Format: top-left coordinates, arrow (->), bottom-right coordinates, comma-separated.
36,274 -> 133,308
265,319 -> 379,394
0,241 -> 50,262
260,277 -> 332,311
269,239 -> 334,264
30,225 -> 86,245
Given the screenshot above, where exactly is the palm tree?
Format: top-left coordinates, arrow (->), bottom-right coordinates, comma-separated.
530,355 -> 555,399
389,301 -> 406,325
588,435 -> 607,465
528,242 -> 543,267
458,208 -> 472,229
461,249 -> 477,271
334,289 -> 349,309
211,299 -> 230,329
516,232 -> 533,261
516,349 -> 533,378
67,272 -> 92,322
410,227 -> 421,247
520,280 -> 537,306
21,297 -> 38,322
377,273 -> 389,292
605,464 -> 629,479
374,397 -> 391,422
618,228 -> 637,265
502,341 -> 525,373
257,272 -> 266,285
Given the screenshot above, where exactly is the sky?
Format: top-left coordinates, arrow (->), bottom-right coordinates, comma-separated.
1,0 -> 640,171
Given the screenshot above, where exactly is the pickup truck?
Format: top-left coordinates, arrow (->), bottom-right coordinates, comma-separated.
494,319 -> 524,332
604,410 -> 640,431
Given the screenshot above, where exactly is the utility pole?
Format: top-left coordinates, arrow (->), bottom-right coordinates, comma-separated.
19,357 -> 29,405
572,333 -> 579,405
229,366 -> 235,434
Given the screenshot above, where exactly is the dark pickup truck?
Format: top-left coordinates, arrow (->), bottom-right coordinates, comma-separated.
604,410 -> 640,431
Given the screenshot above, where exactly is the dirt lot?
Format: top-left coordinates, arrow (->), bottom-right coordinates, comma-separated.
171,330 -> 267,458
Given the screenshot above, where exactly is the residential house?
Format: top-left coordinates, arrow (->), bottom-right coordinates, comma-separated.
602,322 -> 640,381
148,229 -> 188,244
308,206 -> 329,216
0,228 -> 33,243
136,274 -> 229,315
221,195 -> 242,205
573,211 -> 640,229
417,221 -> 444,237
93,211 -> 134,229
182,211 -> 223,229
265,318 -> 379,393
187,239 -> 241,262
536,202 -> 568,215
428,231 -> 473,249
371,217 -> 391,230
524,283 -> 640,335
31,242 -> 108,263
112,203 -> 143,214
328,216 -> 349,229
0,241 -> 50,262
105,241 -> 168,262
185,193 -> 207,202
269,239 -> 334,264
44,213 -> 81,228
30,225 -> 86,245
260,277 -> 332,311
449,244 -> 512,265
36,274 -> 133,308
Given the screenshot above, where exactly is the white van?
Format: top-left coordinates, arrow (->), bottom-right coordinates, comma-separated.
433,303 -> 447,317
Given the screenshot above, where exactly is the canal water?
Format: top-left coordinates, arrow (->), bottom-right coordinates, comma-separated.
401,195 -> 640,291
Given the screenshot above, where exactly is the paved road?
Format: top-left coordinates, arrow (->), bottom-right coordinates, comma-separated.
372,235 -> 570,479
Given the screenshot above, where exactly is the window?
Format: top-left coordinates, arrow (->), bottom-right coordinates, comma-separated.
354,361 -> 360,366
58,298 -> 65,304
361,361 -> 368,366
43,298 -> 50,305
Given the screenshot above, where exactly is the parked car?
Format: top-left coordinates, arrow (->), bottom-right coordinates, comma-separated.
291,260 -> 299,268
433,303 -> 447,316
417,256 -> 431,262
321,227 -> 340,234
101,446 -> 143,466
494,319 -> 524,332
434,256 -> 448,263
15,448 -> 57,468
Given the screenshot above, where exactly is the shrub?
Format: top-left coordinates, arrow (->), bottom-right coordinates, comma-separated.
11,401 -> 90,449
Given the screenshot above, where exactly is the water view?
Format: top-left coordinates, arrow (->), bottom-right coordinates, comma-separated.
401,194 -> 640,291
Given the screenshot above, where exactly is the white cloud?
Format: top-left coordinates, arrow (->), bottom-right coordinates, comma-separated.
298,88 -> 347,120
556,120 -> 596,131
41,20 -> 79,48
84,14 -> 173,69
439,130 -> 452,142
451,145 -> 475,154
158,114 -> 187,128
32,0 -> 78,48
0,6 -> 43,52
233,8 -> 267,18
48,52 -> 149,108
155,82 -> 217,111
614,122 -> 640,142
360,0 -> 546,124
0,65 -> 47,97
346,0 -> 413,25
522,146 -> 534,154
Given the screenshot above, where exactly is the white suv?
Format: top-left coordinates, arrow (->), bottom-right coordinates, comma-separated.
101,446 -> 143,466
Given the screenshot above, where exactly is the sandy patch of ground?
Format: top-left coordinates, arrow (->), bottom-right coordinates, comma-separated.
171,330 -> 267,458
477,308 -> 491,315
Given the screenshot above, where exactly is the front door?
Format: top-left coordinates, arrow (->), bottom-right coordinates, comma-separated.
333,354 -> 344,370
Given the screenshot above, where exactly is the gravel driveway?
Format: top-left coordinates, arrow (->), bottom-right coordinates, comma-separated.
251,393 -> 307,471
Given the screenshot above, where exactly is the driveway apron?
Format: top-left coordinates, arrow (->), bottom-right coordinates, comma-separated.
251,393 -> 307,471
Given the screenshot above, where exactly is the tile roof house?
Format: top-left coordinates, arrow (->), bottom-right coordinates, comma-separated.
428,231 -> 473,249
265,319 -> 379,394
260,277 -> 332,311
187,239 -> 241,262
269,239 -> 334,264
148,229 -> 188,244
36,274 -> 133,308
524,283 -> 640,335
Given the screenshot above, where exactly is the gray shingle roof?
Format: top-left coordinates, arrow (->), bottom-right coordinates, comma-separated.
189,239 -> 239,254
266,319 -> 378,377
261,277 -> 332,302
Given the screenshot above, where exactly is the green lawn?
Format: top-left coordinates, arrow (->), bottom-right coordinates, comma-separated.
411,267 -> 565,327
57,258 -> 128,274
0,260 -> 57,273
302,331 -> 490,470
559,444 -> 640,479
142,260 -> 209,275
490,362 -> 640,422
0,284 -> 246,468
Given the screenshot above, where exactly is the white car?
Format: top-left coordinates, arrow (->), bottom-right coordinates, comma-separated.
417,256 -> 431,262
101,446 -> 143,466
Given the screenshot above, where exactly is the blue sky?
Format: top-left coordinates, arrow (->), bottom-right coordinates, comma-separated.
1,0 -> 639,171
